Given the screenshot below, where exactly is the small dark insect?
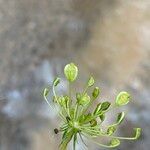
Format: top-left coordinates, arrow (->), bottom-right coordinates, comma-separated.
54,128 -> 59,134
66,116 -> 71,122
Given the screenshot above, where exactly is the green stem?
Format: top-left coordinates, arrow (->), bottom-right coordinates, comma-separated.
83,85 -> 88,95
59,129 -> 74,150
51,86 -> 67,122
74,104 -> 79,120
52,85 -> 59,104
86,136 -> 120,148
99,133 -> 139,140
73,133 -> 77,150
44,95 -> 65,121
79,133 -> 87,147
44,95 -> 53,109
69,82 -> 71,103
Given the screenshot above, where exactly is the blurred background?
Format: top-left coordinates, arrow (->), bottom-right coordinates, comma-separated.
0,0 -> 150,150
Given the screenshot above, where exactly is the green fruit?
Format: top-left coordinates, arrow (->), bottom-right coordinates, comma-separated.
64,63 -> 78,82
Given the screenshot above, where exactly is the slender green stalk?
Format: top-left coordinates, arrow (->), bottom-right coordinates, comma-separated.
69,82 -> 71,103
86,136 -> 120,148
74,103 -> 79,120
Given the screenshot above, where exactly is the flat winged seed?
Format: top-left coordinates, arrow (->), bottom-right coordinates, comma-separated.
100,101 -> 111,111
53,77 -> 60,86
93,102 -> 110,116
76,93 -> 81,102
93,103 -> 101,115
107,126 -> 116,135
116,91 -> 130,106
78,93 -> 90,106
117,112 -> 125,124
110,139 -> 120,147
87,76 -> 95,87
64,63 -> 78,82
134,128 -> 141,139
92,87 -> 100,99
43,88 -> 49,97
90,119 -> 97,127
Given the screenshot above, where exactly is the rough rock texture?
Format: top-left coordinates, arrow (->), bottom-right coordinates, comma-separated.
0,0 -> 150,150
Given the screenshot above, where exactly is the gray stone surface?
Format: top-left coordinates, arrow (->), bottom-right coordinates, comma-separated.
0,0 -> 150,150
